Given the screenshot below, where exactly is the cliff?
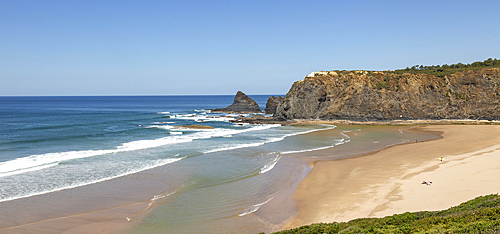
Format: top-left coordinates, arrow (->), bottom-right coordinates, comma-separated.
264,96 -> 283,114
274,68 -> 500,120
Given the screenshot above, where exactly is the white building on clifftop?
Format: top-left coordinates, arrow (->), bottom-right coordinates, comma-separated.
306,71 -> 337,77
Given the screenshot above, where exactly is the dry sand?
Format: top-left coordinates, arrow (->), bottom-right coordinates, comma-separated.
2,124 -> 499,234
283,125 -> 500,230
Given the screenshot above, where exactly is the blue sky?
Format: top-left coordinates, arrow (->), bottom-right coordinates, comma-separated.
1,0 -> 499,96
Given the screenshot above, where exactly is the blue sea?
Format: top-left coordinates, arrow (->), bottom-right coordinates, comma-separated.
0,96 -> 439,233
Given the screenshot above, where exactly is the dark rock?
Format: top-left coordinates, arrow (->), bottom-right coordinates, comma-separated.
175,125 -> 214,129
264,96 -> 284,114
274,68 -> 500,120
210,91 -> 262,113
230,116 -> 290,125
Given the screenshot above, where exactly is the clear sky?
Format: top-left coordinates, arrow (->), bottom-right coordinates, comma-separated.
1,0 -> 499,96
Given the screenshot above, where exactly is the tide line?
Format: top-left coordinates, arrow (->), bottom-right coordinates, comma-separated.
238,191 -> 280,217
0,157 -> 184,203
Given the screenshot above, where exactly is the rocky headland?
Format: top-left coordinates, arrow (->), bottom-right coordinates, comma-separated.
273,68 -> 500,122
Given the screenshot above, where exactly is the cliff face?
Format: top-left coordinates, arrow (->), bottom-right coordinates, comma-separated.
274,68 -> 500,120
264,96 -> 283,114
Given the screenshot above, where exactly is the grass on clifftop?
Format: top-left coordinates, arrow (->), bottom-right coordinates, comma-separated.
392,58 -> 500,77
265,194 -> 500,234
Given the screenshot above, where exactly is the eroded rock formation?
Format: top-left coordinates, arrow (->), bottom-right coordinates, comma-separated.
274,68 -> 500,120
175,125 -> 215,129
264,96 -> 283,114
211,91 -> 262,113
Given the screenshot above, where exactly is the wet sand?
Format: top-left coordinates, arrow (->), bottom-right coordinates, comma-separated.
0,136 -> 312,234
2,124 -> 499,234
0,163 -> 183,234
283,125 -> 500,230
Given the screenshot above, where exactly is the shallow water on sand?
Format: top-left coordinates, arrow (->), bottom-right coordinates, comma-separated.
123,125 -> 440,234
0,96 -> 441,233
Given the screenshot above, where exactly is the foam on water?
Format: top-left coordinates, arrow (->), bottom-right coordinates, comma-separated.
282,138 -> 349,154
259,154 -> 281,174
202,125 -> 334,154
0,157 -> 184,202
0,124 -> 282,178
146,125 -> 175,130
168,113 -> 236,122
0,163 -> 59,178
238,192 -> 279,216
285,124 -> 337,137
340,132 -> 351,138
0,149 -> 116,177
0,96 -> 345,215
152,121 -> 175,124
204,142 -> 269,154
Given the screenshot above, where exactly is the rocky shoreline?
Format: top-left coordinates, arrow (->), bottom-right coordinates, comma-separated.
274,68 -> 500,121
212,67 -> 500,125
231,116 -> 500,125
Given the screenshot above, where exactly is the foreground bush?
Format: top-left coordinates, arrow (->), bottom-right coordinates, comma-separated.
268,194 -> 500,234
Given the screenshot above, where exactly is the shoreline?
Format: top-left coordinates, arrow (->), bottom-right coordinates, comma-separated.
235,117 -> 500,126
0,163 -> 180,234
2,123 -> 499,233
282,125 -> 500,230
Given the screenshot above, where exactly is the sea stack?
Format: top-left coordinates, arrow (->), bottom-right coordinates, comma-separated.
264,96 -> 283,114
211,91 -> 262,113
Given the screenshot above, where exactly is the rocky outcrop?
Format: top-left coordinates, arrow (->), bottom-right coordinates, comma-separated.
175,125 -> 214,129
274,68 -> 500,120
210,91 -> 262,113
264,96 -> 283,114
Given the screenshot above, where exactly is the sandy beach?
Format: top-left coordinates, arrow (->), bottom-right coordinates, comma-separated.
2,124 -> 499,234
0,164 -> 180,234
283,125 -> 500,230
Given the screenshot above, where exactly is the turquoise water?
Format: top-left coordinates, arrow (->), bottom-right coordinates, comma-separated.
0,95 -> 293,202
123,125 -> 439,234
0,96 -> 440,233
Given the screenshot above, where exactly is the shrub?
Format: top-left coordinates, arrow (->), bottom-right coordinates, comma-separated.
269,194 -> 500,234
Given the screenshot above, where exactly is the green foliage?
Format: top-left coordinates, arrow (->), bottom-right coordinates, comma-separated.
373,75 -> 392,90
269,194 -> 500,234
374,82 -> 389,90
393,58 -> 500,77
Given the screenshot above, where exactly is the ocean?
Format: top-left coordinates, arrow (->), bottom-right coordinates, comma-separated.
0,96 -> 440,233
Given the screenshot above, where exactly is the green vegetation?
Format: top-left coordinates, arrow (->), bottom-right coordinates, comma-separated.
373,75 -> 394,90
374,81 -> 389,90
266,194 -> 500,234
392,58 -> 500,77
